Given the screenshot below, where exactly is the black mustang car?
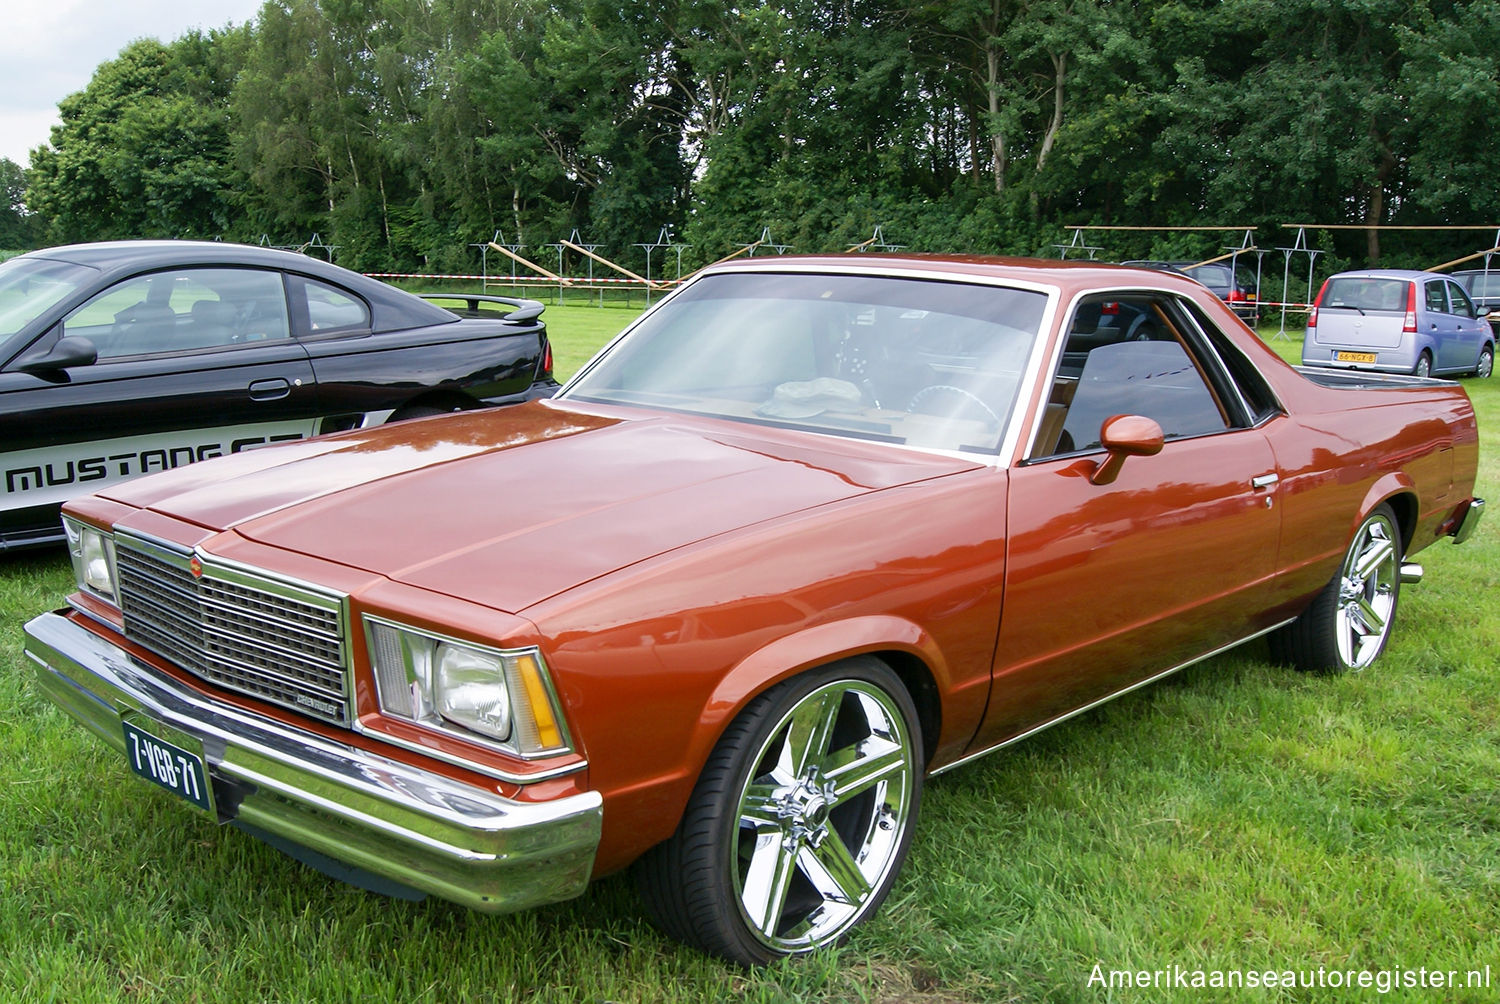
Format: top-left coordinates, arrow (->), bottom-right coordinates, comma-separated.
0,241 -> 555,550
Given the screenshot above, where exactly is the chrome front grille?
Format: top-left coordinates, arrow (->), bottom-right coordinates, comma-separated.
116,535 -> 350,725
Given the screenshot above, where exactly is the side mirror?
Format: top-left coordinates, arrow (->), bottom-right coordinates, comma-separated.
1089,414 -> 1165,486
17,335 -> 98,374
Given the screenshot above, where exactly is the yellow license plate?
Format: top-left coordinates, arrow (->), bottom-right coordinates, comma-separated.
1335,351 -> 1377,364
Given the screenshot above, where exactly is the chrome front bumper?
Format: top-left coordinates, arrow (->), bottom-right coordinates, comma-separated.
23,610 -> 602,914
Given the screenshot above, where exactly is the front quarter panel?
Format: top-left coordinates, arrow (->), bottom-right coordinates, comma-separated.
523,468 -> 1009,875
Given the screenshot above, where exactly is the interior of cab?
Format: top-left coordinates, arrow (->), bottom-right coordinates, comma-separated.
1029,292 -> 1241,460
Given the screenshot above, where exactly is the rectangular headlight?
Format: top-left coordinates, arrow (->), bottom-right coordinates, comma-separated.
364,618 -> 570,757
63,516 -> 118,606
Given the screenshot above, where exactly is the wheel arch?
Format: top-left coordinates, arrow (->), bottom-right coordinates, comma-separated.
693,617 -> 950,776
387,389 -> 476,421
1357,475 -> 1418,554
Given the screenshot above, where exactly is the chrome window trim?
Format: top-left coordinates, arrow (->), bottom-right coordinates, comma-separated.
1172,296 -> 1287,423
1019,286 -> 1288,463
360,614 -> 578,764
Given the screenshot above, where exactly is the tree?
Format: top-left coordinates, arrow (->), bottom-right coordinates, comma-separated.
27,32 -> 244,243
0,158 -> 39,249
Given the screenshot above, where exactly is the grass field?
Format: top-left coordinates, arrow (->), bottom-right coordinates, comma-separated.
2,314 -> 1496,1003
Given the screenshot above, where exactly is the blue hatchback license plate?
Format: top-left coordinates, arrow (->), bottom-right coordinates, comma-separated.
123,719 -> 214,814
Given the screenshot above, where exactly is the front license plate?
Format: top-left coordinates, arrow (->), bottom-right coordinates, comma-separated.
122,719 -> 214,814
1336,351 -> 1378,364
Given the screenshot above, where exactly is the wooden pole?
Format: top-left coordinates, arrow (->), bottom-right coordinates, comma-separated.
673,241 -> 763,286
1066,225 -> 1257,232
1179,248 -> 1259,269
1282,223 -> 1500,231
559,239 -> 661,288
489,242 -> 573,285
1428,246 -> 1500,272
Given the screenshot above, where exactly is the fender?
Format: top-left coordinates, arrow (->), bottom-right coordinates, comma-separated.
1355,471 -> 1417,546
682,615 -> 953,779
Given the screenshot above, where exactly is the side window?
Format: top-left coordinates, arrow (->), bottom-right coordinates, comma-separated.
1424,281 -> 1448,314
1030,293 -> 1244,460
296,278 -> 370,335
62,269 -> 289,360
1446,281 -> 1475,319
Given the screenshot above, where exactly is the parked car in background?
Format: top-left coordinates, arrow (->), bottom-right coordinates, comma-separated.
0,241 -> 555,550
25,256 -> 1485,965
1451,268 -> 1500,335
1302,269 -> 1494,379
1122,258 -> 1260,322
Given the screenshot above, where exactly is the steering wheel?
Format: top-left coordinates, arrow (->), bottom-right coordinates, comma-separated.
907,384 -> 1002,425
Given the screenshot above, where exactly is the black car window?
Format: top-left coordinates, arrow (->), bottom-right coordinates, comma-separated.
1424,280 -> 1448,314
1462,273 -> 1500,298
1445,281 -> 1475,318
1030,293 -> 1236,459
1325,277 -> 1407,312
299,278 -> 371,335
63,268 -> 290,359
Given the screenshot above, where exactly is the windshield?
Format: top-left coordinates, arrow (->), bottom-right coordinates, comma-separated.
565,271 -> 1049,455
0,256 -> 97,340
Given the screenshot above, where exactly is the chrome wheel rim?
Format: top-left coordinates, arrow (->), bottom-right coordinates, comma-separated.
731,680 -> 915,953
1478,350 -> 1493,379
1336,513 -> 1399,669
1415,355 -> 1431,377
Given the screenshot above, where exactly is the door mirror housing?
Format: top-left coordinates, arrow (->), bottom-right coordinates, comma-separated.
17,335 -> 98,374
1089,414 -> 1165,485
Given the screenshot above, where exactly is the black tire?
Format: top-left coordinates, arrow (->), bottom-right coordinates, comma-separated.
1475,344 -> 1493,379
636,657 -> 923,966
1413,352 -> 1433,378
1269,503 -> 1403,674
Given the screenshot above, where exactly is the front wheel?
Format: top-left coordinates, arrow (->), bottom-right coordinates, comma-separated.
1475,344 -> 1493,379
1270,503 -> 1402,674
636,658 -> 922,965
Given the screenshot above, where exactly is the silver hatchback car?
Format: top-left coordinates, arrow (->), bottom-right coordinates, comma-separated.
1302,269 -> 1494,379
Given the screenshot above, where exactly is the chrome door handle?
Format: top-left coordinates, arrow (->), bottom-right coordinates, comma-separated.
1251,473 -> 1280,490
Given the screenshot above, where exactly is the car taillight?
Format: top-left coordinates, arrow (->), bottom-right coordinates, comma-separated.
1102,301 -> 1120,315
1229,289 -> 1246,302
542,338 -> 554,377
1403,283 -> 1418,333
1308,279 -> 1329,328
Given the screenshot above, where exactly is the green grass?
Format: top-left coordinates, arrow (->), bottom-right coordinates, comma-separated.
543,303 -> 640,381
2,321 -> 1496,1002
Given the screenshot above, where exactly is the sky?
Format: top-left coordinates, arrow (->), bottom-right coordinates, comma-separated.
0,0 -> 265,166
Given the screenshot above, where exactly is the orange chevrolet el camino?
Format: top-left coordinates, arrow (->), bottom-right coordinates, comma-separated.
24,257 -> 1485,964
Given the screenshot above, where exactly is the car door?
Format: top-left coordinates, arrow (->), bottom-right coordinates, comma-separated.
1441,280 -> 1486,373
971,290 -> 1283,750
0,267 -> 319,543
1420,279 -> 1462,372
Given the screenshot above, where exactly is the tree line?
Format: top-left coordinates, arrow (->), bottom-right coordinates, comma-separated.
4,0 -> 1498,276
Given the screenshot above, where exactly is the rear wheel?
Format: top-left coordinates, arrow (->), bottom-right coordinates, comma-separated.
636,658 -> 922,965
1413,352 -> 1433,378
1270,503 -> 1402,674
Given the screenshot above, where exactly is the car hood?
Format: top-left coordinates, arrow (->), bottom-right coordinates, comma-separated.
101,401 -> 981,612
